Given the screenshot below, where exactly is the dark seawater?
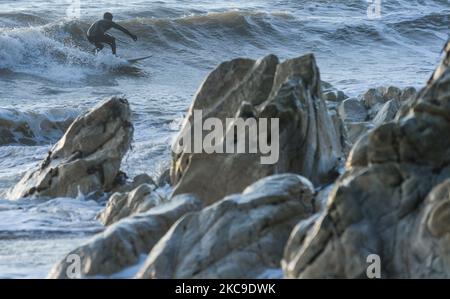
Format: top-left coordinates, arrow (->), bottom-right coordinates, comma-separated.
0,0 -> 448,278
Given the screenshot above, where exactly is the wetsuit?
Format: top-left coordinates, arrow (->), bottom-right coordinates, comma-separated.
87,19 -> 136,55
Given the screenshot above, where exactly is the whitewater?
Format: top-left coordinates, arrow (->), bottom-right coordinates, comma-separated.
0,0 -> 448,278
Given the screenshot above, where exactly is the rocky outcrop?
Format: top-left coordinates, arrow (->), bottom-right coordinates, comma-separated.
98,183 -> 164,226
322,81 -> 348,102
338,98 -> 368,123
171,54 -> 343,205
372,99 -> 401,126
282,46 -> 450,279
136,174 -> 315,279
48,194 -> 202,279
8,97 -> 133,200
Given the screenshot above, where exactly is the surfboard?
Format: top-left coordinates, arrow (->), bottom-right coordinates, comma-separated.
126,55 -> 153,64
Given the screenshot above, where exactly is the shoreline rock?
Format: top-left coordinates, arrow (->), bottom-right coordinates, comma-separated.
136,174 -> 315,279
282,44 -> 450,279
171,53 -> 343,205
48,194 -> 202,279
8,97 -> 134,200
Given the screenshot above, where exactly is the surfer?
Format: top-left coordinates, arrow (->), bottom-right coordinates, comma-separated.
87,12 -> 137,55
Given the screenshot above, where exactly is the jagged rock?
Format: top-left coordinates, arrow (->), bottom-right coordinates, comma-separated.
338,98 -> 367,122
372,99 -> 401,126
156,168 -> 171,187
383,86 -> 402,101
400,87 -> 417,102
136,174 -> 315,279
282,46 -> 450,279
47,194 -> 202,278
8,97 -> 133,200
171,54 -> 342,205
344,122 -> 374,145
98,183 -> 164,226
363,88 -> 384,108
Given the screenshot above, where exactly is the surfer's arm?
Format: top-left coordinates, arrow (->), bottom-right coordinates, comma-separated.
112,22 -> 137,41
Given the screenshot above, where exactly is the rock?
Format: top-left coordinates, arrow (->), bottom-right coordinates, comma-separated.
8,97 -> 133,200
338,98 -> 367,122
323,90 -> 348,102
156,168 -> 171,187
171,54 -> 343,205
372,99 -> 401,126
136,174 -> 315,279
363,88 -> 384,108
48,194 -> 202,278
400,87 -> 417,102
321,81 -> 348,102
98,183 -> 164,226
282,46 -> 450,279
110,173 -> 155,194
383,86 -> 402,101
344,122 -> 374,145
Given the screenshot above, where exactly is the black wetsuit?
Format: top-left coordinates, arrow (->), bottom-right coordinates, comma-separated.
87,19 -> 135,55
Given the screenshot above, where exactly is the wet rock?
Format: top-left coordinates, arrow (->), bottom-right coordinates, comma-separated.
171,54 -> 342,205
8,97 -> 133,200
156,168 -> 171,187
98,183 -> 164,226
372,99 -> 401,126
136,174 -> 315,279
345,122 -> 374,145
363,88 -> 384,108
47,194 -> 202,278
282,46 -> 450,279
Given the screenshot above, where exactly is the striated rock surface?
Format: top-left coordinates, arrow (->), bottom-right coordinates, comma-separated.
8,97 -> 133,200
136,174 -> 315,279
283,46 -> 450,279
372,99 -> 401,126
171,54 -> 342,205
48,194 -> 202,278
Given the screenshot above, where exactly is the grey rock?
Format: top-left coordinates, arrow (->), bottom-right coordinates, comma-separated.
283,47 -> 450,278
8,97 -> 133,200
372,99 -> 401,126
171,54 -> 342,205
136,174 -> 315,279
338,98 -> 368,123
363,88 -> 384,108
47,194 -> 202,278
344,122 -> 374,145
98,183 -> 164,226
400,87 -> 417,102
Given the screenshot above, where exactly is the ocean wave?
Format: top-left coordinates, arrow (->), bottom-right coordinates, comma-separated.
0,6 -> 447,81
0,107 -> 78,146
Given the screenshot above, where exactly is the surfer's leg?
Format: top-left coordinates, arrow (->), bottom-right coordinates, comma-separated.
103,34 -> 117,55
94,42 -> 104,54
